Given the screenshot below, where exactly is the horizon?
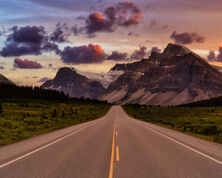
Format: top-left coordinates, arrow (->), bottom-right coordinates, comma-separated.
0,0 -> 222,86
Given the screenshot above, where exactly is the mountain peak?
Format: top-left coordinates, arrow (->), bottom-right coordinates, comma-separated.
162,43 -> 193,57
41,67 -> 105,99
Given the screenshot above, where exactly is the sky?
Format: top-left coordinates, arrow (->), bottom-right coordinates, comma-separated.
0,0 -> 222,86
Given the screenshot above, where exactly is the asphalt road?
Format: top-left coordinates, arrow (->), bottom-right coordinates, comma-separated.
0,106 -> 222,178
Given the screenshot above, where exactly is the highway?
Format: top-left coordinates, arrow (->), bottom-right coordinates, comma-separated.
0,106 -> 222,178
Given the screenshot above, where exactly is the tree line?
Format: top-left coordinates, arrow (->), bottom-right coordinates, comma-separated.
0,83 -> 108,105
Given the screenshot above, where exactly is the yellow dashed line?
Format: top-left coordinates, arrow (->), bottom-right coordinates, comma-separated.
116,146 -> 120,162
108,121 -> 116,178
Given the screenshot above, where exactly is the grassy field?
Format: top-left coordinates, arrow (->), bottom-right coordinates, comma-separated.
122,105 -> 222,144
0,99 -> 110,146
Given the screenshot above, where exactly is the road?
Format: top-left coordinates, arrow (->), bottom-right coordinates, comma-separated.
0,106 -> 222,178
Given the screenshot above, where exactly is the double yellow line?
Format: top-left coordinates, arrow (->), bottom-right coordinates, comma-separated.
108,120 -> 119,178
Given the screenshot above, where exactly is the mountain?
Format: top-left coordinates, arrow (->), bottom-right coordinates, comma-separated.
99,43 -> 222,106
0,74 -> 13,84
41,67 -> 105,99
75,69 -> 124,88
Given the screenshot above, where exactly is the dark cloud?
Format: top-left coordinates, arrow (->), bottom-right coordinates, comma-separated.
150,47 -> 162,54
14,58 -> 43,69
131,46 -> 147,59
42,42 -> 61,55
131,46 -> 162,60
170,31 -> 205,44
207,51 -> 216,61
71,25 -> 84,36
84,1 -> 142,36
60,44 -> 105,64
0,26 -> 60,57
86,13 -> 114,34
207,47 -> 222,62
107,51 -> 128,60
1,42 -> 42,57
9,26 -> 46,44
115,1 -> 143,27
218,47 -> 222,61
50,23 -> 70,43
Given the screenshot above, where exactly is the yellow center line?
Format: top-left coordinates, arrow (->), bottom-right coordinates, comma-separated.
108,120 -> 116,178
116,146 -> 120,162
116,131 -> 118,136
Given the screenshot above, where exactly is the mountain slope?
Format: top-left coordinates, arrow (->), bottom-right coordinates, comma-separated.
99,43 -> 222,105
41,67 -> 105,99
0,74 -> 13,84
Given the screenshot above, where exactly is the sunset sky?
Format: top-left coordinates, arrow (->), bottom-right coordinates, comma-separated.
0,0 -> 222,86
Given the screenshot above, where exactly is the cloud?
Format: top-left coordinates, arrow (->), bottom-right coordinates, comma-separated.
107,51 -> 128,60
42,42 -> 61,55
131,46 -> 147,59
84,1 -> 142,36
131,46 -> 162,60
1,42 -> 42,57
14,58 -> 43,69
207,51 -> 216,61
128,32 -> 139,37
86,13 -> 114,34
0,26 -> 60,57
60,44 -> 105,64
207,47 -> 222,62
50,23 -> 70,43
170,31 -> 205,44
218,47 -> 222,61
38,77 -> 51,83
150,47 -> 162,54
9,26 -> 46,44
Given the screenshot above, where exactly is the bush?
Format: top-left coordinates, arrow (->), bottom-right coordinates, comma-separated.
51,109 -> 58,118
199,125 -> 220,135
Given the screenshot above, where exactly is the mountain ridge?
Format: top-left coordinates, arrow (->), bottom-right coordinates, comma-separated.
42,43 -> 222,106
99,43 -> 222,105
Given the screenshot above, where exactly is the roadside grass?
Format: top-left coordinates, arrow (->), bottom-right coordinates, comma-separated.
122,105 -> 222,144
0,99 -> 110,146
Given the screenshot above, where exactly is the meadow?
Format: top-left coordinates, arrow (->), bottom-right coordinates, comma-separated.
122,105 -> 222,144
0,99 -> 110,146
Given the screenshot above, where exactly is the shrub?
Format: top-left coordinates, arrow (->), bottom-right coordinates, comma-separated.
51,109 -> 58,118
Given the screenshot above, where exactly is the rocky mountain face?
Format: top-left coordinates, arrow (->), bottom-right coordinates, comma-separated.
99,43 -> 222,105
41,67 -> 105,99
0,74 -> 13,84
